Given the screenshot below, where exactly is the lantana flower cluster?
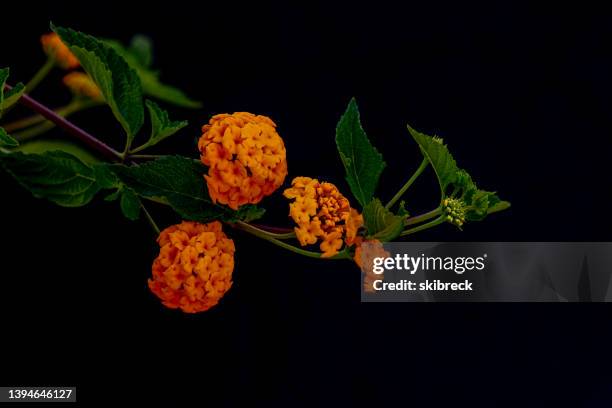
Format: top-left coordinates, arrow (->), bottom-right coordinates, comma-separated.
148,221 -> 235,313
354,239 -> 389,293
199,112 -> 288,210
283,177 -> 363,258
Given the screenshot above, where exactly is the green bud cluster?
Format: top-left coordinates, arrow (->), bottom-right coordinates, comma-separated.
442,198 -> 465,228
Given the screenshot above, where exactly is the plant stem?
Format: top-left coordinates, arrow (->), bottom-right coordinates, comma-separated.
141,197 -> 297,241
121,143 -> 131,163
4,84 -> 122,161
25,58 -> 55,94
3,111 -> 49,132
385,157 -> 429,209
234,221 -> 322,258
252,224 -> 294,234
233,220 -> 348,259
129,154 -> 165,160
400,216 -> 445,237
13,120 -> 57,142
236,220 -> 295,240
141,204 -> 160,235
404,207 -> 442,226
4,98 -> 102,133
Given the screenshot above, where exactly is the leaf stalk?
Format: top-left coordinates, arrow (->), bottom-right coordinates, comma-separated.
385,157 -> 429,209
24,58 -> 55,94
233,220 -> 348,259
404,207 -> 442,226
400,215 -> 445,237
141,203 -> 161,235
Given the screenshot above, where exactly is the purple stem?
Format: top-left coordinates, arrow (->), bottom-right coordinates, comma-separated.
252,224 -> 294,233
4,84 -> 122,161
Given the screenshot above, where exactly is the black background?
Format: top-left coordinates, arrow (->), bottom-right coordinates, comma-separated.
1,1 -> 612,405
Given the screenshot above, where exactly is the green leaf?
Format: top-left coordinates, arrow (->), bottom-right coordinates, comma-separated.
407,125 -> 510,222
231,205 -> 266,223
15,139 -> 100,163
139,71 -> 202,109
52,24 -> 144,143
0,150 -> 102,207
362,198 -> 404,242
104,189 -> 121,202
407,125 -> 458,195
453,168 -> 475,195
106,155 -> 263,223
3,83 -> 25,110
119,187 -> 141,220
335,98 -> 386,208
129,35 -> 153,68
453,168 -> 510,221
464,190 -> 510,221
93,168 -> 141,220
94,163 -> 120,189
487,200 -> 511,214
135,99 -> 187,151
0,128 -> 18,148
104,39 -> 202,109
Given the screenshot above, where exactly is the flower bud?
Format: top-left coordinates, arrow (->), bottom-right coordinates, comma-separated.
41,33 -> 80,69
442,197 -> 466,228
63,72 -> 103,101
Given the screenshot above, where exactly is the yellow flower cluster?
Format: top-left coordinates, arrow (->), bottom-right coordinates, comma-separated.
284,177 -> 363,257
62,72 -> 103,101
41,33 -> 80,69
148,221 -> 235,313
353,239 -> 389,293
198,112 -> 287,210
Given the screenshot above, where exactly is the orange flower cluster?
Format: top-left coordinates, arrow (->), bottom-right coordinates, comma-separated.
63,72 -> 103,101
354,239 -> 389,293
148,221 -> 235,313
41,33 -> 80,69
198,112 -> 287,210
284,177 -> 363,257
